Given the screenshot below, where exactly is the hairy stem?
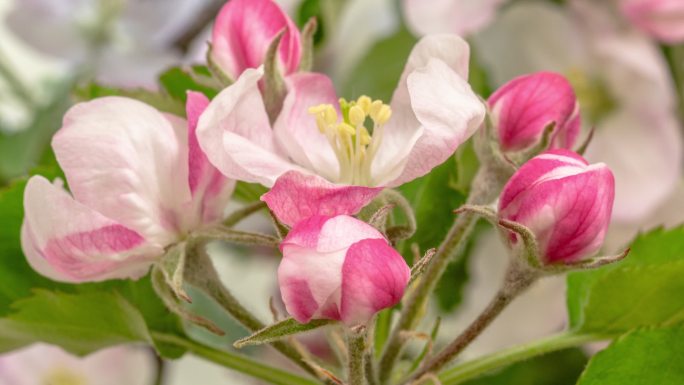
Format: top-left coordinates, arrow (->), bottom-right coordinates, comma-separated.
223,201 -> 267,227
407,262 -> 539,382
184,241 -> 321,380
348,329 -> 367,385
438,332 -> 608,385
379,167 -> 503,383
151,332 -> 320,385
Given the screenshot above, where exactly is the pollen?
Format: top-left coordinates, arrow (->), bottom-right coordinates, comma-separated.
308,95 -> 392,186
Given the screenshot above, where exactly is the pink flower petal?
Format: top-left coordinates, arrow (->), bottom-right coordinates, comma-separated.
52,96 -> 191,245
621,0 -> 684,44
196,68 -> 302,186
211,0 -> 301,79
340,238 -> 410,326
403,0 -> 507,37
185,91 -> 235,223
373,35 -> 485,186
273,73 -> 340,181
22,176 -> 162,282
262,171 -> 383,227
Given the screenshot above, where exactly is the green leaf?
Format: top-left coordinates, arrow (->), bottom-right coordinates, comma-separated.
341,27 -> 417,102
233,181 -> 269,202
567,227 -> 684,334
462,348 -> 588,385
0,290 -> 150,355
74,82 -> 185,116
159,66 -> 220,104
577,326 -> 684,384
234,317 -> 333,348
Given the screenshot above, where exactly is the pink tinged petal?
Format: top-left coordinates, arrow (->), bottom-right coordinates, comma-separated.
22,176 -> 162,282
185,91 -> 235,223
196,68 -> 302,187
52,96 -> 191,245
340,238 -> 410,326
278,245 -> 347,324
262,171 -> 383,227
621,0 -> 684,44
403,0 -> 507,37
278,215 -> 392,323
273,73 -> 340,181
210,0 -> 301,80
488,72 -> 581,152
374,35 -> 483,186
382,58 -> 485,187
499,150 -> 615,263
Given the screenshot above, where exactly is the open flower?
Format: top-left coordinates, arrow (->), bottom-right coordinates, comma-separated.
402,0 -> 508,37
21,93 -> 233,282
197,35 -> 485,226
210,0 -> 301,80
488,72 -> 581,152
473,0 -> 682,223
0,344 -> 154,385
278,215 -> 410,326
499,150 -> 615,264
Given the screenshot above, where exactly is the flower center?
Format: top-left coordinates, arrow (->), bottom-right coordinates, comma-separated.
43,366 -> 88,385
308,96 -> 391,186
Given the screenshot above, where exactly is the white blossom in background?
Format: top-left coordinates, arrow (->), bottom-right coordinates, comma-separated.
402,0 -> 507,37
473,0 -> 682,225
0,344 -> 155,385
5,0 -> 213,86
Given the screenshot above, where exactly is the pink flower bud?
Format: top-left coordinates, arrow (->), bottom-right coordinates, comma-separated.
210,0 -> 302,80
488,72 -> 581,152
498,150 -> 615,264
278,215 -> 410,326
621,0 -> 684,44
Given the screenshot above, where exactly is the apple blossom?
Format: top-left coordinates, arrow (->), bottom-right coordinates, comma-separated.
21,93 -> 233,282
6,0 -> 214,85
402,0 -> 508,37
473,0 -> 682,223
0,343 -> 154,385
210,0 -> 301,81
278,215 -> 410,326
488,72 -> 581,152
498,150 -> 615,264
620,0 -> 684,44
197,35 -> 485,226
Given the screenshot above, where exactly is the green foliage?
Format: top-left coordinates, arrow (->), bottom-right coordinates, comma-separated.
577,326 -> 684,384
234,317 -> 333,348
233,181 -> 269,203
74,82 -> 185,116
567,226 -> 684,334
296,0 -> 325,45
462,348 -> 588,385
342,27 -> 417,102
159,66 -> 220,104
0,290 -> 150,355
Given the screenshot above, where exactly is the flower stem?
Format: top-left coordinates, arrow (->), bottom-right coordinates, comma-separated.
222,201 -> 267,227
438,332 -> 608,385
379,167 -> 502,383
348,329 -> 367,385
406,262 -> 539,382
151,332 -> 321,385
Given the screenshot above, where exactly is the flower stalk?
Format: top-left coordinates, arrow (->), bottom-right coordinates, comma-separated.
348,327 -> 367,385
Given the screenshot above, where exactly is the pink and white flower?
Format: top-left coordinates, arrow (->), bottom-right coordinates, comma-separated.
0,343 -> 155,385
488,72 -> 581,152
21,93 -> 233,282
473,0 -> 682,223
620,0 -> 684,44
402,0 -> 508,37
210,0 -> 301,80
197,35 -> 486,226
498,150 -> 615,264
278,215 -> 410,326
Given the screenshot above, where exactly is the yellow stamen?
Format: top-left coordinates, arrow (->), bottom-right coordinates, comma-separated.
349,105 -> 366,127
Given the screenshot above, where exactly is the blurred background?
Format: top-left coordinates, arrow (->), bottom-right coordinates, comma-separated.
0,0 -> 682,384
